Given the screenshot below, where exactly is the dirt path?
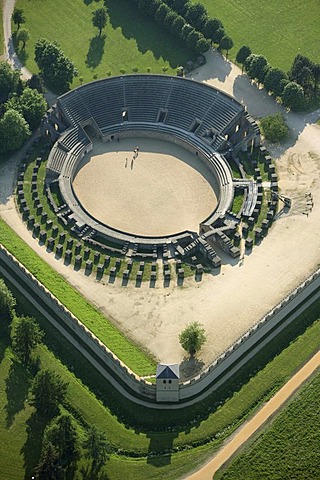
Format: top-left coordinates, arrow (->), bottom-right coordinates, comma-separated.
3,0 -> 32,79
184,350 -> 320,480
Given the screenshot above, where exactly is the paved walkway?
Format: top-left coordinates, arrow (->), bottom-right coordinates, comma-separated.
184,349 -> 320,480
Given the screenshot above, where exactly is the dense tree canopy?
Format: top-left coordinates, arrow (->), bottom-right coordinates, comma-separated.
30,369 -> 68,416
35,38 -> 78,92
6,87 -> 47,130
185,3 -> 207,31
0,278 -> 16,323
179,321 -> 206,356
44,414 -> 79,469
236,45 -> 251,72
35,442 -> 62,480
12,316 -> 43,364
83,426 -> 109,469
0,61 -> 20,102
245,54 -> 269,84
260,113 -> 288,143
0,109 -> 30,153
282,81 -> 304,110
203,18 -> 224,43
264,67 -> 288,97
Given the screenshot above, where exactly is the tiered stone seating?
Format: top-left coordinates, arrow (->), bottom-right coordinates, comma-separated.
198,94 -> 243,135
165,79 -> 215,131
58,90 -> 92,126
77,78 -> 125,129
124,75 -> 171,123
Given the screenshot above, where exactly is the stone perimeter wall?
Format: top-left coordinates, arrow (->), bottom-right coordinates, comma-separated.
0,243 -> 319,408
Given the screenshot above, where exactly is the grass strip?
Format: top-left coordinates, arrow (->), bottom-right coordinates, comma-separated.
0,217 -> 156,375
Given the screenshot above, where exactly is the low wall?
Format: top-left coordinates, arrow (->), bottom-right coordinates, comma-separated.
0,242 -> 319,408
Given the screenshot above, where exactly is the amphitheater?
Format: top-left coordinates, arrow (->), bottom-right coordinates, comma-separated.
42,74 -> 261,265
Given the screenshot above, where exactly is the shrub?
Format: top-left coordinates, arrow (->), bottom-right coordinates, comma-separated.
260,113 -> 288,143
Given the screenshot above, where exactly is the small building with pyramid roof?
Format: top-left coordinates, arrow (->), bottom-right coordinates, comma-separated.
156,363 -> 180,402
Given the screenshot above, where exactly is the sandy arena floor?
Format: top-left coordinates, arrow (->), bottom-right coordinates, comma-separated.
73,138 -> 218,237
1,50 -> 320,376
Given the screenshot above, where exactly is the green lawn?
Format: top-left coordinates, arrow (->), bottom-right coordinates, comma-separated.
215,372 -> 320,480
15,0 -> 195,85
197,0 -> 320,71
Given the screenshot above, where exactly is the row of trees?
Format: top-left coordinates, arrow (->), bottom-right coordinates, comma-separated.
130,0 -> 211,55
1,278 -> 110,478
0,61 -> 47,154
160,0 -> 234,56
236,46 -> 320,110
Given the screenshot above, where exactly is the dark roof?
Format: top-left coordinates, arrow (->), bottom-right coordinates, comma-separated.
156,363 -> 179,379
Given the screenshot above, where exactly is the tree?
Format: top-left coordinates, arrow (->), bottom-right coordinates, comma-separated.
0,109 -> 30,153
163,10 -> 178,31
35,38 -> 78,92
203,17 -> 223,43
282,81 -> 304,110
312,63 -> 320,94
35,442 -> 62,480
260,113 -> 288,143
26,74 -> 43,93
170,15 -> 185,36
6,87 -> 47,130
30,369 -> 68,416
289,54 -> 314,86
44,414 -> 79,469
12,8 -> 25,30
171,0 -> 190,16
0,61 -> 20,102
186,29 -> 201,50
16,27 -> 29,49
185,3 -> 207,32
12,316 -> 43,364
236,45 -> 251,73
0,278 -> 16,323
180,23 -> 193,40
83,426 -> 109,469
154,3 -> 171,24
219,35 -> 234,59
264,67 -> 288,97
179,321 -> 206,356
245,53 -> 269,84
195,36 -> 210,55
92,7 -> 108,37
146,0 -> 162,16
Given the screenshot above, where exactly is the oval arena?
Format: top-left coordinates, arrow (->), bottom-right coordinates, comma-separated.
43,74 -> 260,263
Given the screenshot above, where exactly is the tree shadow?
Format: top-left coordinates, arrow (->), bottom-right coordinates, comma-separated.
0,318 -> 11,364
86,35 -> 106,69
179,356 -> 205,381
146,431 -> 178,467
5,359 -> 31,427
11,31 -> 29,66
80,463 -> 109,479
21,411 -> 52,480
106,0 -> 195,68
